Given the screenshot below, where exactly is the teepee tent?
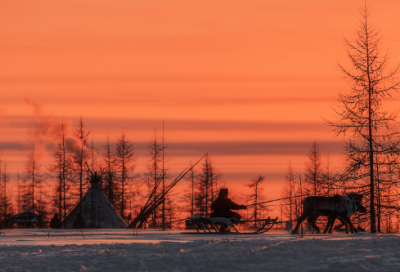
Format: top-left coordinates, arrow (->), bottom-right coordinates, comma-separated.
61,173 -> 127,229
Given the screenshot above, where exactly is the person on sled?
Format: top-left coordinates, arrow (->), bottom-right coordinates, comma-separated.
210,188 -> 247,221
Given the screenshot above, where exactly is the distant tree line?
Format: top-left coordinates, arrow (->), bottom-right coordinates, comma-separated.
0,116 -> 238,229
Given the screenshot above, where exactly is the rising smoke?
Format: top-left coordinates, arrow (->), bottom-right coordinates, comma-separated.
24,97 -> 85,159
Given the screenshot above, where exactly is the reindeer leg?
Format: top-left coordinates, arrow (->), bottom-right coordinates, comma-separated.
335,218 -> 348,233
323,215 -> 334,234
292,215 -> 302,234
343,219 -> 349,234
329,219 -> 334,233
308,214 -> 320,234
312,211 -> 319,234
314,214 -> 322,234
322,221 -> 329,234
344,217 -> 357,233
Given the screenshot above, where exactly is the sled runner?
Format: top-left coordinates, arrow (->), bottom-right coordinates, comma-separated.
183,215 -> 278,234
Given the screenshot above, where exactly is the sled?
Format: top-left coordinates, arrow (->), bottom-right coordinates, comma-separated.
183,216 -> 278,234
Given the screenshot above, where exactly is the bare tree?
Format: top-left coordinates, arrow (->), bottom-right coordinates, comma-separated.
128,153 -> 206,229
183,164 -> 196,217
102,137 -> 117,206
195,156 -> 209,217
196,156 -> 222,217
209,158 -> 223,204
281,162 -> 299,222
164,196 -> 179,229
304,141 -> 322,196
74,116 -> 90,215
17,171 -> 21,214
245,175 -> 269,227
115,132 -> 136,220
23,147 -> 45,213
319,153 -> 340,196
36,185 -> 49,225
146,134 -> 163,227
326,6 -> 400,233
161,122 -> 168,231
0,158 -> 12,222
50,121 -> 73,221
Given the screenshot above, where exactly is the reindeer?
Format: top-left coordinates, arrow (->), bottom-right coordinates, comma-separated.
292,193 -> 366,234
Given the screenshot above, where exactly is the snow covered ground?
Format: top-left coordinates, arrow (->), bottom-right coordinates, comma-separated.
1,229 -> 400,271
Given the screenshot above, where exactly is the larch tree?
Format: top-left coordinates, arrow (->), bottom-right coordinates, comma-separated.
319,153 -> 338,197
36,182 -> 49,224
73,116 -> 90,215
102,137 -> 117,207
160,123 -> 169,231
17,171 -> 21,213
245,175 -> 269,227
196,156 -> 222,217
115,132 -> 136,220
326,6 -> 400,233
197,156 -> 211,217
23,147 -> 44,213
183,164 -> 196,217
209,158 -> 223,205
50,121 -> 73,221
146,134 -> 163,227
61,123 -> 74,221
0,158 -> 12,222
304,141 -> 322,196
164,196 -> 178,229
281,162 -> 299,222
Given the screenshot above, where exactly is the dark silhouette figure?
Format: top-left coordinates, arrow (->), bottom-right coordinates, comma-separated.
210,188 -> 247,220
50,213 -> 61,228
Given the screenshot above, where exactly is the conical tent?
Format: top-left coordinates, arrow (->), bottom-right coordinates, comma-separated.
61,174 -> 127,229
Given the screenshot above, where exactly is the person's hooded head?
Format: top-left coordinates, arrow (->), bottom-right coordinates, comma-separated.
219,188 -> 228,197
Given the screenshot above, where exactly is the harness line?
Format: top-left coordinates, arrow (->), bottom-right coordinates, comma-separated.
246,195 -> 303,207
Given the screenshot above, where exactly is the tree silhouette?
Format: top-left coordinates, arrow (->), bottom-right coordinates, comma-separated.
304,141 -> 322,196
245,175 -> 269,227
128,154 -> 206,229
183,164 -> 196,217
196,156 -> 222,217
102,137 -> 117,207
319,154 -> 340,197
115,132 -> 136,220
326,6 -> 400,233
50,121 -> 73,222
281,162 -> 299,222
146,134 -> 162,227
0,158 -> 12,223
73,117 -> 90,216
23,146 -> 45,214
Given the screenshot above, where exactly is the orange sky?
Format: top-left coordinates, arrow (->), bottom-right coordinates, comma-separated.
1,0 -> 400,211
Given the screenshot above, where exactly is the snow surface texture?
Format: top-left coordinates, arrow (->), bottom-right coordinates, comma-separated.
61,183 -> 127,229
1,229 -> 400,271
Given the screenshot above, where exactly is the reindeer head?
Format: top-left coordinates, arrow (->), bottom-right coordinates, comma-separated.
347,193 -> 367,213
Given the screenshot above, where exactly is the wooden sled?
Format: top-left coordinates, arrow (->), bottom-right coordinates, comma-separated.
183,216 -> 278,235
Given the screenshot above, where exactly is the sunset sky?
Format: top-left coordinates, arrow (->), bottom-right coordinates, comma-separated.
1,0 -> 400,209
